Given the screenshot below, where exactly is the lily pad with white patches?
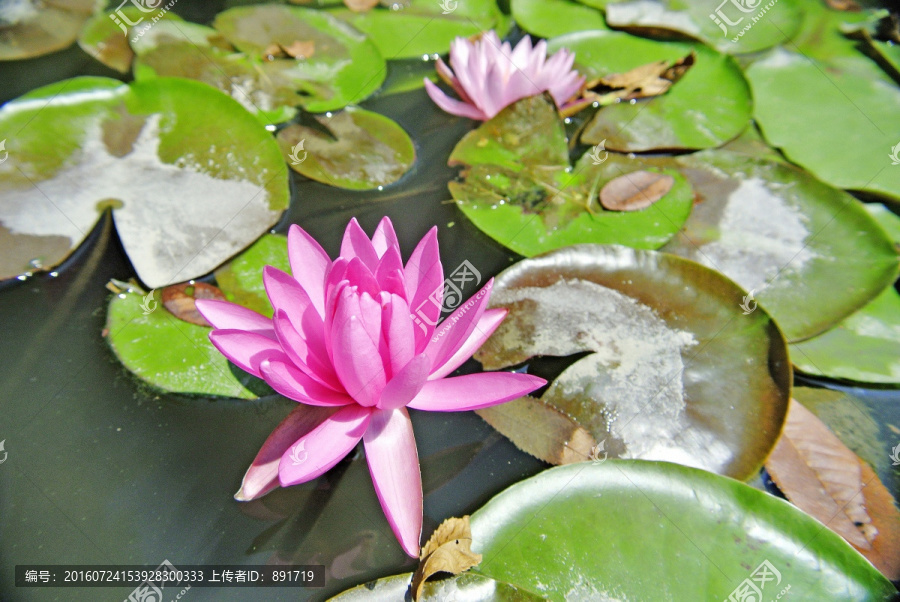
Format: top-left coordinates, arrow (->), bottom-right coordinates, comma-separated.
450,95 -> 694,257
276,107 -> 415,190
661,150 -> 899,342
0,0 -> 95,61
475,245 -> 791,480
0,77 -> 289,287
211,5 -> 386,112
547,31 -> 752,152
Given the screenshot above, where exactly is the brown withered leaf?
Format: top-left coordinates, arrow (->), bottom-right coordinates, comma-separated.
411,516 -> 482,601
343,0 -> 380,12
766,399 -> 900,578
599,171 -> 674,211
476,396 -> 596,465
262,40 -> 316,59
587,52 -> 695,103
161,282 -> 227,327
824,0 -> 861,11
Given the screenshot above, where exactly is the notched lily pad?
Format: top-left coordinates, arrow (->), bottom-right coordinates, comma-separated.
277,107 -> 415,190
661,150 -> 899,341
1,0 -> 94,61
548,31 -> 751,152
475,245 -> 791,480
0,77 -> 289,287
449,95 -> 694,257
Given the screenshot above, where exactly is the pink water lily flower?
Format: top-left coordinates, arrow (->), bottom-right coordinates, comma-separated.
424,30 -> 585,121
195,218 -> 545,557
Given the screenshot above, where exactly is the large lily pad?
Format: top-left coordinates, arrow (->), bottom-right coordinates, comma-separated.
105,286 -> 265,399
1,0 -> 94,61
470,461 -> 898,600
450,95 -> 694,257
276,107 -> 415,190
548,31 -> 751,152
511,0 -> 608,39
329,0 -> 508,60
78,6 -> 185,73
475,245 -> 791,480
790,286 -> 900,385
597,0 -> 803,55
661,150 -> 899,341
746,39 -> 900,202
0,77 -> 289,287
212,5 -> 386,112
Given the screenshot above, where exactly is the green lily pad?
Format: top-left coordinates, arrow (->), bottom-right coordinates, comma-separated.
214,233 -> 290,317
106,287 -> 264,399
0,77 -> 289,287
212,5 -> 386,112
330,572 -> 546,601
597,0 -> 803,55
77,6 -> 184,73
1,0 -> 94,61
329,0 -> 508,60
276,107 -> 415,190
548,31 -> 751,151
469,461 -> 898,600
511,0 -> 608,39
790,286 -> 900,385
746,44 -> 900,203
864,203 -> 900,245
476,245 -> 791,480
450,95 -> 694,257
132,21 -> 298,125
661,150 -> 899,341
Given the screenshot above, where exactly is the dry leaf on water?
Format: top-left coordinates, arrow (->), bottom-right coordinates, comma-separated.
410,516 -> 482,601
599,171 -> 674,212
262,40 -> 316,59
343,0 -> 380,11
765,399 -> 900,579
590,52 -> 695,102
161,282 -> 227,327
475,396 -> 596,465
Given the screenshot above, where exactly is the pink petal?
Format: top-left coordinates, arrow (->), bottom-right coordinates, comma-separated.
208,329 -> 284,378
371,217 -> 400,258
278,405 -> 373,487
344,257 -> 381,299
341,218 -> 380,271
287,224 -> 332,318
272,310 -> 342,391
260,356 -> 355,406
235,405 -> 338,501
382,293 -> 415,375
363,408 -> 422,557
195,299 -> 274,337
404,227 -> 444,351
424,79 -> 489,121
263,266 -> 315,327
374,245 -> 404,288
407,372 -> 546,412
428,308 -> 506,380
331,288 -> 387,406
425,279 -> 494,372
377,353 -> 430,410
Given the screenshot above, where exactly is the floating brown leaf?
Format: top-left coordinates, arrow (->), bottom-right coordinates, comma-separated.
343,0 -> 380,12
599,171 -> 674,211
161,282 -> 227,327
282,40 -> 315,59
586,52 -> 695,104
475,396 -> 596,465
824,0 -> 861,11
411,516 -> 482,601
766,399 -> 900,578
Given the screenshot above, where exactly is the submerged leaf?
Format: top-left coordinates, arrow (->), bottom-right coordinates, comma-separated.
411,516 -> 482,601
599,170 -> 673,211
475,396 -> 596,465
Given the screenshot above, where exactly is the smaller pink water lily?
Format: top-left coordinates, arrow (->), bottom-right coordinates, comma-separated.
195,218 -> 545,557
424,30 -> 585,121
